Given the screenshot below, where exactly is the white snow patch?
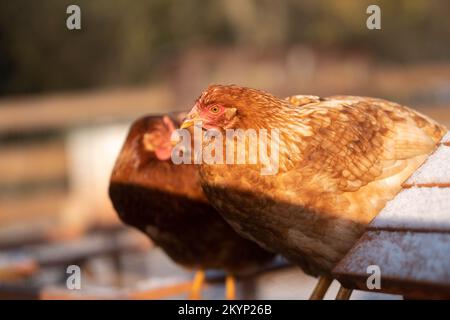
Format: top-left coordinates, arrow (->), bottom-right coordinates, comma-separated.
371,187 -> 450,231
405,146 -> 450,186
336,231 -> 450,284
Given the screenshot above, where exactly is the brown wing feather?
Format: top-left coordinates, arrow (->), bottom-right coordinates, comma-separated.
292,97 -> 446,194
266,96 -> 447,235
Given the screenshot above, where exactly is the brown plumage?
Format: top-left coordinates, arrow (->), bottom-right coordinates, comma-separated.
181,85 -> 447,276
109,113 -> 274,275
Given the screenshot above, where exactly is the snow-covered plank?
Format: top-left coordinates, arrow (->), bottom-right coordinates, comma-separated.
403,145 -> 450,187
369,187 -> 450,232
333,231 -> 450,298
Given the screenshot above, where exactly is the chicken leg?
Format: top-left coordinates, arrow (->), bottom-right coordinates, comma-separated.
335,286 -> 352,300
309,276 -> 333,300
225,274 -> 236,300
189,270 -> 205,300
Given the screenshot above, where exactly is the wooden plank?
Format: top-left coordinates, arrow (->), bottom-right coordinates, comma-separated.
0,229 -> 150,267
0,78 -> 448,135
333,231 -> 450,299
373,63 -> 450,101
0,190 -> 67,226
403,145 -> 450,188
0,260 -> 38,283
0,141 -> 67,185
369,187 -> 450,232
0,215 -> 69,249
0,85 -> 174,134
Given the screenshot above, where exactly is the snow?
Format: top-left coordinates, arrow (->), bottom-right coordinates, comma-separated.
335,231 -> 450,284
404,145 -> 450,187
371,187 -> 450,231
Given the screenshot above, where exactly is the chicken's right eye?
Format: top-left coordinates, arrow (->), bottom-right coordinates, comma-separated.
209,106 -> 220,113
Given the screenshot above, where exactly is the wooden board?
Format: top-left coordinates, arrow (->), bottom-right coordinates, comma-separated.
333,231 -> 450,299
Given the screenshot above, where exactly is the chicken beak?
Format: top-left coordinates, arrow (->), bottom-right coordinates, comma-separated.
180,119 -> 195,129
180,109 -> 201,129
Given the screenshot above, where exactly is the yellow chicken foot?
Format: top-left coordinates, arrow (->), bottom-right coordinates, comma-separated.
189,270 -> 205,300
309,276 -> 333,300
225,274 -> 236,300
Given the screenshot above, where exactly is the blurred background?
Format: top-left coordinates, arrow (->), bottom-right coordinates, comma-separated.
0,0 -> 449,299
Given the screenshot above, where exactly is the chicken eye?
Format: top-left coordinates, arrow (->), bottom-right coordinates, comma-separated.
209,106 -> 220,114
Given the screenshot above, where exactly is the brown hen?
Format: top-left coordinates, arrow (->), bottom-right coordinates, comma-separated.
181,85 -> 447,298
109,113 -> 274,299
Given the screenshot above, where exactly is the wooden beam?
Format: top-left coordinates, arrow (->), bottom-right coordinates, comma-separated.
0,141 -> 67,185
0,85 -> 175,134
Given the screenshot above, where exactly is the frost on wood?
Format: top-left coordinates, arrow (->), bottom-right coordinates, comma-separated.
370,187 -> 450,231
404,146 -> 450,187
334,231 -> 450,284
